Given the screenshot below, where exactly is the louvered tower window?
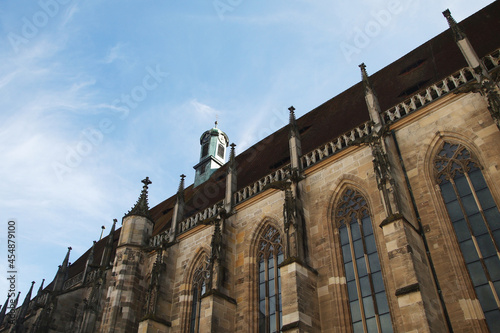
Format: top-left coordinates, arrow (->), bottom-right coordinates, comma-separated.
434,142 -> 500,331
258,225 -> 284,333
217,143 -> 225,158
189,263 -> 207,333
336,188 -> 393,332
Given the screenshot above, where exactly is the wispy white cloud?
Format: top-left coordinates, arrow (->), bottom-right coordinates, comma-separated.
103,42 -> 128,64
190,99 -> 220,119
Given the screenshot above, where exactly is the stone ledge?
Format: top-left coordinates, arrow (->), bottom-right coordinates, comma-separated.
395,282 -> 420,297
201,289 -> 237,305
139,314 -> 171,327
278,257 -> 318,275
281,321 -> 300,332
379,213 -> 419,233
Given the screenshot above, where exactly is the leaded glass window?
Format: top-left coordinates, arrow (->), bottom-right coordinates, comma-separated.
336,188 -> 393,333
434,142 -> 500,331
258,225 -> 284,333
189,262 -> 207,333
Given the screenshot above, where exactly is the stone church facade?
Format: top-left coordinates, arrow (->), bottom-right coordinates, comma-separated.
1,3 -> 500,332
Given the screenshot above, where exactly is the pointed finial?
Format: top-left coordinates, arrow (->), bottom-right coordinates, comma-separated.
37,279 -> 45,296
99,225 -> 106,240
178,174 -> 186,192
0,293 -> 11,326
17,282 -> 35,325
443,9 -> 466,41
289,106 -> 297,125
288,106 -> 300,138
106,220 -> 116,246
12,291 -> 20,308
124,177 -> 153,220
288,105 -> 296,118
359,62 -> 373,89
359,62 -> 381,103
359,63 -> 368,79
62,247 -> 72,267
142,176 -> 152,187
229,143 -> 236,166
87,241 -> 96,266
100,220 -> 116,268
23,281 -> 35,301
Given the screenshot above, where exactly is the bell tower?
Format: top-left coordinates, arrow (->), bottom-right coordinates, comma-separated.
193,121 -> 229,187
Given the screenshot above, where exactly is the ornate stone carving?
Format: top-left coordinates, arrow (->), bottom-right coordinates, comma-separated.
143,250 -> 165,317
369,137 -> 402,217
207,219 -> 223,291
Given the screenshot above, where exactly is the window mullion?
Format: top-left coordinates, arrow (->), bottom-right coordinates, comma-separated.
463,174 -> 500,308
358,217 -> 382,333
265,253 -> 270,333
347,222 -> 368,333
274,254 -> 280,332
464,173 -> 500,256
195,285 -> 202,333
450,179 -> 482,253
451,178 -> 500,309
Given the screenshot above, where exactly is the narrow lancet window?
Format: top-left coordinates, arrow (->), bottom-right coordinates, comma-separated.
434,142 -> 500,331
189,262 -> 207,333
257,225 -> 284,333
336,188 -> 393,333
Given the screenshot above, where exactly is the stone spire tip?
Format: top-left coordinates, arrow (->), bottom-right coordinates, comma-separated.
124,177 -> 152,220
178,174 -> 186,193
443,9 -> 466,41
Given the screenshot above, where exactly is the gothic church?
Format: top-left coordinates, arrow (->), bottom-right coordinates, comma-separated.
1,2 -> 500,332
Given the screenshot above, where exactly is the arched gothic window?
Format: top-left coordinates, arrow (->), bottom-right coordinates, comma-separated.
336,188 -> 393,333
434,142 -> 500,331
257,225 -> 284,333
189,260 -> 208,333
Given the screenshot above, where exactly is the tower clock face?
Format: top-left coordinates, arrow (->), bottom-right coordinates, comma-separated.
218,134 -> 226,145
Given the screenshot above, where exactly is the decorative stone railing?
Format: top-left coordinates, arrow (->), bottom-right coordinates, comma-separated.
383,48 -> 500,124
383,67 -> 475,123
178,202 -> 223,233
234,166 -> 291,205
62,267 -> 103,290
149,228 -> 174,247
301,121 -> 372,169
85,268 -> 101,283
149,201 -> 224,242
484,48 -> 500,70
35,291 -> 49,306
63,271 -> 83,290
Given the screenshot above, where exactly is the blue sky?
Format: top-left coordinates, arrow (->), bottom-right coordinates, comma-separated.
0,0 -> 495,301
